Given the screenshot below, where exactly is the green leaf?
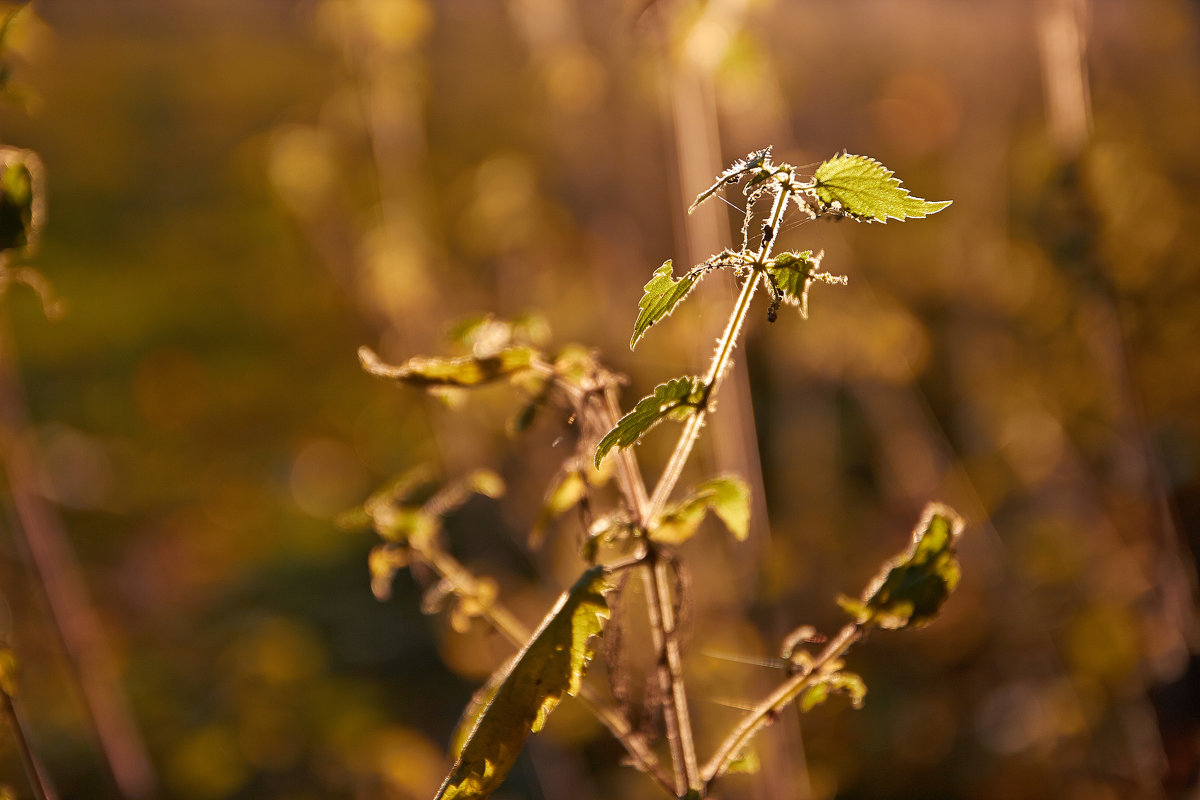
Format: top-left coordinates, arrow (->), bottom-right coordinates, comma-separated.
725,745 -> 760,775
0,148 -> 40,253
436,568 -> 611,800
837,503 -> 965,630
799,671 -> 866,712
594,376 -> 704,468
530,469 -> 587,546
689,146 -> 774,212
651,475 -> 751,545
631,261 -> 699,350
764,251 -> 848,320
358,345 -> 538,388
812,154 -> 951,223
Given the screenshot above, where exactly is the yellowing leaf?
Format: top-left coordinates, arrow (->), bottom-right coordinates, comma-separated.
359,345 -> 538,388
651,476 -> 751,545
725,745 -> 760,775
0,646 -> 17,697
798,671 -> 866,712
595,377 -> 704,468
838,503 -> 965,630
812,154 -> 951,223
436,567 -> 611,800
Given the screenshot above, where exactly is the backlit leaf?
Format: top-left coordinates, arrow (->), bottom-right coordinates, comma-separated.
651,476 -> 751,545
530,469 -> 587,546
764,251 -> 847,320
798,671 -> 866,713
725,745 -> 760,775
594,376 -> 704,468
436,568 -> 611,800
359,345 -> 538,388
631,261 -> 699,350
837,503 -> 965,630
812,154 -> 951,223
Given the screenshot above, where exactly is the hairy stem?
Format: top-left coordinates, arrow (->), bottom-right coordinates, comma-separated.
644,180 -> 790,523
702,623 -> 862,785
622,176 -> 792,798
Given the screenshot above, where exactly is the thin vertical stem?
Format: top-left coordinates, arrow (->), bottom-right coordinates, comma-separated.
0,314 -> 157,799
640,560 -> 687,795
644,180 -> 790,524
625,177 -> 792,797
2,691 -> 55,800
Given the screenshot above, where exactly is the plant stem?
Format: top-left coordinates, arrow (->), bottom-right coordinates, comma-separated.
702,623 -> 862,786
0,314 -> 157,799
621,176 -> 792,798
2,691 -> 55,800
644,180 -> 790,523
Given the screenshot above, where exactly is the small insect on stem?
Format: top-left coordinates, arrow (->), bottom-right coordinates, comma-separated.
761,223 -> 774,248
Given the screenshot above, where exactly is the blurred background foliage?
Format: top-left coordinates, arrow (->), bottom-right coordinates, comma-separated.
0,0 -> 1199,798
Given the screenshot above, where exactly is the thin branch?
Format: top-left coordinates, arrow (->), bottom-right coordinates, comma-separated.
0,314 -> 158,799
644,177 -> 790,523
2,690 -> 56,800
702,623 -> 862,786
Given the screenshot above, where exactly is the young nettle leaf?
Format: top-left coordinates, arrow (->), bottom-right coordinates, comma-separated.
689,146 -> 774,213
724,745 -> 760,775
594,376 -> 705,468
631,261 -> 700,350
838,503 -> 965,630
764,251 -> 848,320
651,476 -> 751,545
812,153 -> 951,223
436,567 -> 611,800
358,345 -> 538,388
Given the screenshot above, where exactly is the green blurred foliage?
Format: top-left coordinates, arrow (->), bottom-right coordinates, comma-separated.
0,0 -> 1197,799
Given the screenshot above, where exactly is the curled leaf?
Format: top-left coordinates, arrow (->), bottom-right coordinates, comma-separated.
368,544 -> 411,600
595,376 -> 704,468
838,503 -> 965,630
436,568 -> 611,800
812,154 -> 951,223
798,671 -> 867,713
531,468 -> 588,547
0,147 -> 43,253
651,475 -> 751,545
359,345 -> 538,388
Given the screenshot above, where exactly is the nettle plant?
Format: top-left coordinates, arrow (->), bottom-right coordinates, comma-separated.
350,148 -> 965,800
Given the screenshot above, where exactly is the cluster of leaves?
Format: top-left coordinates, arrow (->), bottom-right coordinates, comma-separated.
351,148 -> 959,800
598,148 -> 948,471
